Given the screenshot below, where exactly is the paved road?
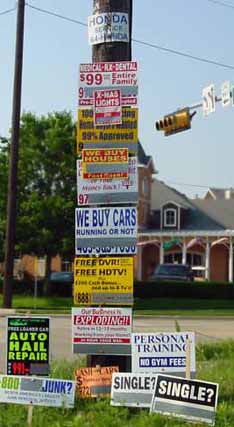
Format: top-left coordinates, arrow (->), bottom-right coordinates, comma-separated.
0,312 -> 234,371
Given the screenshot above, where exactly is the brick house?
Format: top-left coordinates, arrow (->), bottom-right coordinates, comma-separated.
136,179 -> 234,282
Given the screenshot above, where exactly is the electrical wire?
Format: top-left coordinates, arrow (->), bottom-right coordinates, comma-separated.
25,2 -> 234,71
159,180 -> 214,189
207,0 -> 234,9
0,6 -> 16,16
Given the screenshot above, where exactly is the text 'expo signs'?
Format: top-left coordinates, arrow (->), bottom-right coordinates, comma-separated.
75,366 -> 119,398
79,61 -> 138,107
77,108 -> 138,154
94,89 -> 122,126
111,373 -> 157,409
75,206 -> 137,256
131,332 -> 195,377
81,148 -> 129,180
0,375 -> 75,408
77,157 -> 138,206
74,257 -> 133,306
7,317 -> 50,376
88,13 -> 129,46
72,307 -> 132,356
151,374 -> 219,426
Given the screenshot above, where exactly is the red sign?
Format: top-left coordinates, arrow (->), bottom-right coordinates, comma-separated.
94,89 -> 122,126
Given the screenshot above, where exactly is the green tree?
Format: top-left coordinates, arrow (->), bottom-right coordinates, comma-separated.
15,111 -> 76,289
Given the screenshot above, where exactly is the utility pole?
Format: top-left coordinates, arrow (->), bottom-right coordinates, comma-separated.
88,0 -> 133,371
3,0 -> 25,308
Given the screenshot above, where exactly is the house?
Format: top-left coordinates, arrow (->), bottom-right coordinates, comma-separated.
137,179 -> 234,282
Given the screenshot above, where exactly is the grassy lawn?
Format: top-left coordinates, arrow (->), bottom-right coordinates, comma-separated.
4,295 -> 234,316
0,340 -> 233,426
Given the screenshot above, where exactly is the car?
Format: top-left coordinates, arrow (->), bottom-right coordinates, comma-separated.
150,263 -> 194,282
49,271 -> 74,296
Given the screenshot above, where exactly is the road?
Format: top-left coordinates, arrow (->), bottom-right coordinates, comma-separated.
0,313 -> 233,371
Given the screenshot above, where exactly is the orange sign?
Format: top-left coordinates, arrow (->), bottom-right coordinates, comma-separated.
82,148 -> 128,163
75,366 -> 119,398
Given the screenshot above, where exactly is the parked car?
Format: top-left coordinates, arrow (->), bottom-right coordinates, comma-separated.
49,271 -> 74,296
149,263 -> 194,282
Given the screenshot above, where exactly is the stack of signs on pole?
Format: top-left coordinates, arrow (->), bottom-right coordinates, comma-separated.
151,374 -> 219,425
111,373 -> 157,408
74,257 -> 133,306
0,375 -> 75,408
75,366 -> 119,398
72,307 -> 132,355
131,332 -> 196,378
7,317 -> 50,376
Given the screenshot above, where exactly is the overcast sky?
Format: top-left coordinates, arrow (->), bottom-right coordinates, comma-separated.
1,0 -> 234,197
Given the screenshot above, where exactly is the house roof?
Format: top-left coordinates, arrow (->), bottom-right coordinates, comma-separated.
205,187 -> 234,199
150,179 -> 234,231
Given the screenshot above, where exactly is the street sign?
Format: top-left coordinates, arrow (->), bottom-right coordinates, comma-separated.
202,84 -> 215,116
151,374 -> 219,425
221,81 -> 230,107
72,307 -> 132,355
77,157 -> 138,205
73,256 -> 133,306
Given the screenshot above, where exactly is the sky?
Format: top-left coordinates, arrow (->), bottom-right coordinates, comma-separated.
1,0 -> 234,198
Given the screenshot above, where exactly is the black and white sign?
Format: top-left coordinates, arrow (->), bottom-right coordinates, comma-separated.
131,332 -> 195,377
75,207 -> 137,256
111,373 -> 156,408
88,13 -> 129,45
221,80 -> 230,107
151,374 -> 219,425
202,84 -> 215,116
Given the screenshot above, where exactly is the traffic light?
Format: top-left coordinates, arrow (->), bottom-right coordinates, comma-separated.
156,107 -> 191,136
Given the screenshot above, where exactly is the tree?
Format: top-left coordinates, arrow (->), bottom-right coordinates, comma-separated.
13,111 -> 76,288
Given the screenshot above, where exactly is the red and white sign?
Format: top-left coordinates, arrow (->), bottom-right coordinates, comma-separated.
79,62 -> 138,107
72,307 -> 132,355
94,89 -> 122,126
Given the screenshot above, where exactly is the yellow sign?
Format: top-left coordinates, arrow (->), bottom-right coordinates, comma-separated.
75,366 -> 119,398
82,148 -> 128,164
74,257 -> 133,306
77,107 -> 138,153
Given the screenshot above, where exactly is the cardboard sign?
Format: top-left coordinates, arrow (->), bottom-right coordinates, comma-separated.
131,332 -> 195,377
75,206 -> 137,256
111,373 -> 157,408
79,62 -> 138,107
75,366 -> 119,398
151,374 -> 219,425
88,13 -> 129,45
7,317 -> 50,376
0,375 -> 75,408
72,307 -> 132,355
82,148 -> 128,180
77,108 -> 138,154
94,89 -> 122,126
77,157 -> 138,205
74,257 -> 133,306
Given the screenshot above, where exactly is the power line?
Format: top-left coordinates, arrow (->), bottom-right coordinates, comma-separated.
160,180 -> 211,189
25,2 -> 234,71
0,6 -> 16,16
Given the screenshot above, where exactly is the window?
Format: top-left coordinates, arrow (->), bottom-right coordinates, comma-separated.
164,208 -> 176,227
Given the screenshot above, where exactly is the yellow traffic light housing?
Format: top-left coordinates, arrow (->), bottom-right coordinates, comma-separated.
156,107 -> 191,136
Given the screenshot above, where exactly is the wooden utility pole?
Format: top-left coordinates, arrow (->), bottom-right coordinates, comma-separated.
88,0 -> 133,371
3,0 -> 25,308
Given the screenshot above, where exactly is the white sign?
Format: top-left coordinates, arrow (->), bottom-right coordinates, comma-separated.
88,13 -> 129,45
94,89 -> 122,126
77,157 -> 138,205
0,375 -> 75,408
202,84 -> 215,116
111,373 -> 156,408
131,332 -> 196,376
151,374 -> 219,425
75,206 -> 137,256
72,307 -> 132,355
79,62 -> 138,107
221,80 -> 230,107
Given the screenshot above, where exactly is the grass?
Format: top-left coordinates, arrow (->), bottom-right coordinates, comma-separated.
4,295 -> 234,316
0,340 -> 233,426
